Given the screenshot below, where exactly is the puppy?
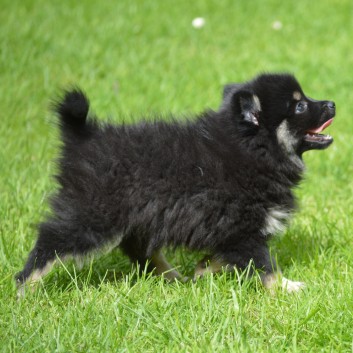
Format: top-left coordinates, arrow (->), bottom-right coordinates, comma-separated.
16,74 -> 335,294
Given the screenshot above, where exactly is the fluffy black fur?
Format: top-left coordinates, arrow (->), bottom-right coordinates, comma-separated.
16,74 -> 335,288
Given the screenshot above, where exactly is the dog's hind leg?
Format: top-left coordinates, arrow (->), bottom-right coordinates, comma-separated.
15,244 -> 58,297
120,234 -> 187,282
119,234 -> 156,274
15,217 -> 111,297
151,250 -> 188,282
194,255 -> 228,279
15,219 -> 72,297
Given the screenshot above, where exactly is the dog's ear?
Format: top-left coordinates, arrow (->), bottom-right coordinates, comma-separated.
222,83 -> 243,99
220,83 -> 243,110
230,90 -> 261,126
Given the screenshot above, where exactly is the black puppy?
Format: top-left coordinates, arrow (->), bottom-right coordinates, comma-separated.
16,74 -> 335,294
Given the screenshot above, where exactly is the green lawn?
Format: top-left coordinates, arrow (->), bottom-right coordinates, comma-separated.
1,0 -> 353,352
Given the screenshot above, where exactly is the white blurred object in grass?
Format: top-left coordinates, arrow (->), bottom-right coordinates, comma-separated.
192,17 -> 205,29
272,20 -> 283,30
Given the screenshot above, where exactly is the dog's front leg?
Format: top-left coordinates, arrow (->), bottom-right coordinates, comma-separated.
262,273 -> 305,293
194,242 -> 304,293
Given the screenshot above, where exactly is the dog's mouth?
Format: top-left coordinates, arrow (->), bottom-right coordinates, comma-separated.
303,117 -> 334,148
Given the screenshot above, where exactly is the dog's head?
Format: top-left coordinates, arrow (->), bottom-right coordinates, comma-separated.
221,74 -> 335,156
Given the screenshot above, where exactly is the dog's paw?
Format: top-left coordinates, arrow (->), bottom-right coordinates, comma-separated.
180,276 -> 191,283
281,277 -> 305,293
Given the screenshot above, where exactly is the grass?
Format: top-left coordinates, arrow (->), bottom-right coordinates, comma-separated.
1,0 -> 353,351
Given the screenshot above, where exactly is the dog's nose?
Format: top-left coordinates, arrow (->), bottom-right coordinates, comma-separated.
323,101 -> 335,114
327,101 -> 335,109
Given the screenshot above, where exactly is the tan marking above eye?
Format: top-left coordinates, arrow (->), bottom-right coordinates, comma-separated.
293,91 -> 302,101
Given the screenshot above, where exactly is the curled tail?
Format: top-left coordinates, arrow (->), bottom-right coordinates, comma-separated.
53,88 -> 90,136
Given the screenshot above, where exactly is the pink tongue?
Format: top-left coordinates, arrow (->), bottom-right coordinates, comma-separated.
307,118 -> 333,134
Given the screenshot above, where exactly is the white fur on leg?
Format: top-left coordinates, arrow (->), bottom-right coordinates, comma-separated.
17,260 -> 56,298
262,273 -> 305,293
281,277 -> 305,293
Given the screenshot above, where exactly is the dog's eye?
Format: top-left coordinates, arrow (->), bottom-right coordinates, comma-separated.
295,102 -> 307,114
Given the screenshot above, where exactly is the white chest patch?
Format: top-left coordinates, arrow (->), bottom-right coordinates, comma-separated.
261,208 -> 292,236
